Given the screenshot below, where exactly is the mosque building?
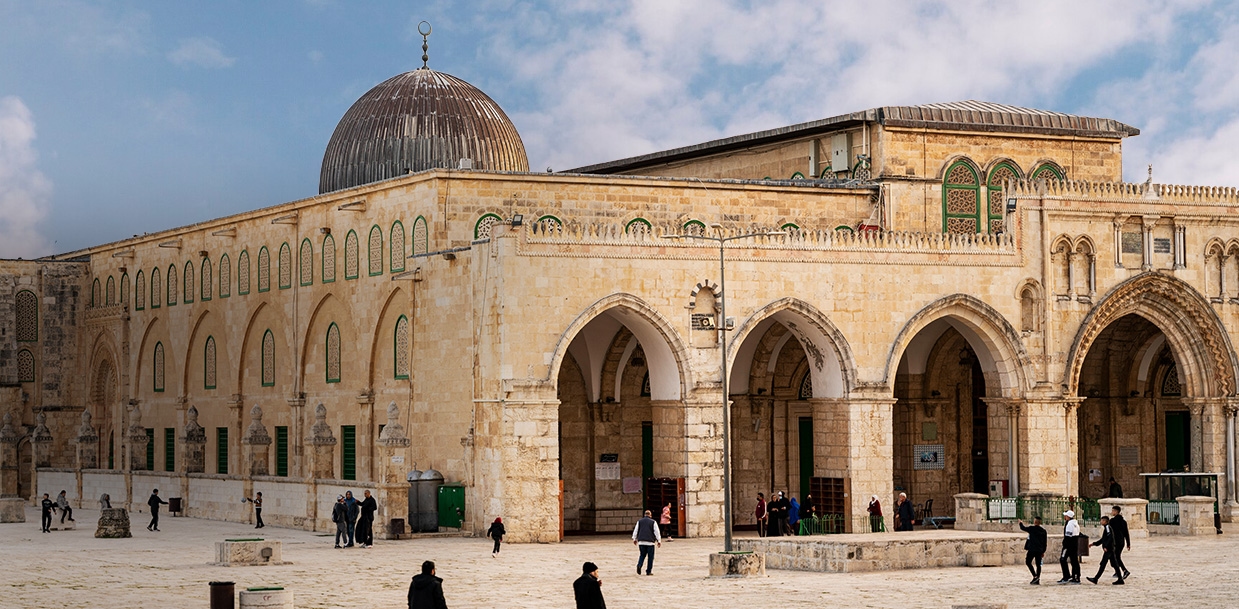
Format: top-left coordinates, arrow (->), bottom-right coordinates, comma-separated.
2,42 -> 1238,542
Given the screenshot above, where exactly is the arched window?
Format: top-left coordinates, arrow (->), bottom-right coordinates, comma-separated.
625,218 -> 652,236
326,322 -> 342,383
474,213 -> 501,240
394,315 -> 410,379
261,329 -> 275,387
105,276 -> 116,305
391,220 -> 406,273
682,220 -> 705,236
15,290 -> 37,342
299,238 -> 313,286
278,242 -> 292,289
798,372 -> 812,400
167,264 -> 178,306
536,215 -> 563,231
257,246 -> 270,292
16,349 -> 35,383
183,261 -> 194,303
91,279 -> 100,307
153,342 -> 165,392
1020,285 -> 1038,333
368,225 -> 383,276
120,273 -> 129,307
150,267 -> 161,309
1162,363 -> 1181,397
1032,164 -> 1065,181
412,216 -> 429,255
204,336 -> 217,390
344,230 -> 359,280
201,258 -> 213,301
942,160 -> 981,234
780,222 -> 802,236
237,250 -> 250,295
135,270 -> 146,310
986,162 -> 1020,234
322,234 -> 336,283
219,254 -> 231,298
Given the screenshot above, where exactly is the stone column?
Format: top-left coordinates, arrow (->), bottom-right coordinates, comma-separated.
32,412 -> 54,468
844,393 -> 895,531
1177,495 -> 1218,535
76,410 -> 99,470
0,413 -> 18,496
981,398 -> 1016,491
125,406 -> 147,471
1183,398 -> 1228,483
650,399 -> 687,479
680,392 -> 724,538
180,406 -> 207,474
306,404 -> 336,480
497,397 -> 562,542
357,390 -> 375,482
227,395 -> 244,476
1018,396 -> 1083,498
287,396 -> 306,478
243,405 -> 272,476
377,402 -> 411,538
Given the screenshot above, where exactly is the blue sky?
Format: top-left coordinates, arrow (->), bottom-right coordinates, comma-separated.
0,0 -> 1236,256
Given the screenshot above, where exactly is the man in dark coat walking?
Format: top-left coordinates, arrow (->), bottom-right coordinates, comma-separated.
357,490 -> 378,548
408,560 -> 448,609
147,489 -> 168,531
896,492 -> 915,531
1108,505 -> 1132,580
1019,516 -> 1048,584
573,562 -> 605,609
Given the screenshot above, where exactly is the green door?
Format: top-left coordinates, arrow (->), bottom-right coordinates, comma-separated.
641,422 -> 654,480
798,417 -> 813,502
438,484 -> 465,528
1166,411 -> 1191,471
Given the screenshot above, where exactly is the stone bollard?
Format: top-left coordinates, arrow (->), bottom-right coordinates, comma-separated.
239,587 -> 293,609
953,493 -> 989,530
708,551 -> 765,577
1097,498 -> 1149,538
95,507 -> 132,538
0,497 -> 26,523
214,539 -> 286,566
1177,496 -> 1217,535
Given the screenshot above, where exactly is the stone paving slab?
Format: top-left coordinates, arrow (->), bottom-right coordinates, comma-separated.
2,507 -> 1237,608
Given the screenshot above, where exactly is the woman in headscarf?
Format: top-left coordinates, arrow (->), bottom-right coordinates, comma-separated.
868,495 -> 884,532
788,496 -> 801,535
487,517 -> 506,557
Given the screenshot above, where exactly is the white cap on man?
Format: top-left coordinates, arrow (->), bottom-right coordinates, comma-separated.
1064,510 -> 1075,518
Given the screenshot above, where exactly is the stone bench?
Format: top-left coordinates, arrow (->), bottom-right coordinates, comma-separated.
240,587 -> 294,608
214,539 -> 287,566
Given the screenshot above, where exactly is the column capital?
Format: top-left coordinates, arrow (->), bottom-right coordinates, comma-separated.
982,397 -> 1023,416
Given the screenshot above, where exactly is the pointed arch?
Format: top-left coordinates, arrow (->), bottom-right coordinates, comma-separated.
204,336 -> 217,390
412,216 -> 429,255
257,246 -> 271,292
201,257 -> 213,301
15,289 -> 37,342
153,341 -> 166,392
183,260 -> 194,303
322,233 -> 336,283
105,275 -> 116,305
219,253 -> 231,298
1031,161 -> 1066,181
390,220 -> 406,272
727,297 -> 858,398
942,157 -> 982,234
135,270 -> 146,310
299,238 -> 314,286
166,264 -> 178,306
278,242 -> 292,289
151,267 -> 162,309
120,272 -> 129,307
985,160 -> 1021,235
262,329 -> 275,387
345,230 -> 359,279
238,249 -> 252,295
474,213 -> 502,240
368,225 -> 383,276
885,294 -> 1031,397
91,278 -> 100,307
366,288 -> 409,387
547,293 -> 691,401
326,322 -> 342,384
1065,272 -> 1238,397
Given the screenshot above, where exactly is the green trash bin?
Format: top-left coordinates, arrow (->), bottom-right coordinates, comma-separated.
438,484 -> 465,529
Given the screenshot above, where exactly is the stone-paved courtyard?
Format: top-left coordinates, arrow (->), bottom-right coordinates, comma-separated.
5,507 -> 1238,608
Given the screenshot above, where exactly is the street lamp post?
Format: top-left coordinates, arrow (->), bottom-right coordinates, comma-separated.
664,223 -> 785,552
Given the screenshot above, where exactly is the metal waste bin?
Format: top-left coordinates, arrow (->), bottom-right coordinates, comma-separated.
169,497 -> 182,515
417,469 -> 443,533
406,468 -> 422,532
209,581 -> 235,609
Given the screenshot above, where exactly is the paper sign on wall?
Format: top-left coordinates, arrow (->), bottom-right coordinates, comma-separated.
595,462 -> 621,480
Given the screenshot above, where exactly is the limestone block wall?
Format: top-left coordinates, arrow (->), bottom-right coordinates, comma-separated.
0,260 -> 88,413
82,470 -> 127,508
186,474 -> 247,520
251,478 -> 309,528
36,469 -> 76,503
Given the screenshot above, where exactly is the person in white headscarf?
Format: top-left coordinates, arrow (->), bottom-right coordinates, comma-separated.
867,495 -> 884,532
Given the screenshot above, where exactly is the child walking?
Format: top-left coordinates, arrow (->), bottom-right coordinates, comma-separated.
487,517 -> 506,557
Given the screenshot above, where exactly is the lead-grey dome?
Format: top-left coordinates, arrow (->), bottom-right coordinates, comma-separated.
319,68 -> 529,194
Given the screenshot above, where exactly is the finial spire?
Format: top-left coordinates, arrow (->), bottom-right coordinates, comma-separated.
1146,163 -> 1153,184
418,21 -> 432,69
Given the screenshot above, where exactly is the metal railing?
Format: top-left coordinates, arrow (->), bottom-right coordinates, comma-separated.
983,496 -> 1101,526
1146,500 -> 1180,525
793,514 -> 886,535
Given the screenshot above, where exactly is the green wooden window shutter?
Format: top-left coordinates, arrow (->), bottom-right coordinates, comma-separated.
217,427 -> 229,474
341,425 -> 356,481
276,426 -> 289,477
164,428 -> 175,471
145,428 -> 155,471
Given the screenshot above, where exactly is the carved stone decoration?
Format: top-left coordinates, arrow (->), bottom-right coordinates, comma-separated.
95,507 -> 132,538
32,412 -> 53,468
181,405 -> 207,473
0,412 -> 18,496
243,404 -> 272,476
77,410 -> 99,469
126,406 -> 148,470
0,412 -> 16,445
378,402 -> 410,447
308,403 -> 336,479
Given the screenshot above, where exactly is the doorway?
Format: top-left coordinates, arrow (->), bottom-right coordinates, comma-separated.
798,417 -> 813,502
1165,411 -> 1191,472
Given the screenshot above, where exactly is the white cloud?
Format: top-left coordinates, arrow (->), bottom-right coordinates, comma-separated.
307,50 -> 324,63
0,97 -> 53,258
475,0 -> 1204,171
168,36 -> 236,69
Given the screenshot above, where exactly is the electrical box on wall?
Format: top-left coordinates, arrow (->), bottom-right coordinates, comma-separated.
831,132 -> 852,174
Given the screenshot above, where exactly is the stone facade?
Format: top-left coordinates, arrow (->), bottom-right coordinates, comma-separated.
5,97 -> 1239,543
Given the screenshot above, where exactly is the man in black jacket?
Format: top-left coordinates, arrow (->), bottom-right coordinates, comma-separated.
147,489 -> 167,532
408,560 -> 448,609
39,493 -> 55,533
1086,516 -> 1122,585
573,562 -> 606,609
1018,516 -> 1048,584
896,492 -> 916,531
632,510 -> 661,575
1109,505 -> 1132,580
332,496 -> 348,548
357,490 -> 378,548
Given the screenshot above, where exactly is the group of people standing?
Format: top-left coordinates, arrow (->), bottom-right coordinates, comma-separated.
331,490 -> 379,548
754,491 -> 818,536
1019,505 -> 1131,586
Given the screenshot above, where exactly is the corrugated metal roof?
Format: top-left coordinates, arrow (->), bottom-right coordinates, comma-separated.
569,100 -> 1139,175
319,68 -> 529,194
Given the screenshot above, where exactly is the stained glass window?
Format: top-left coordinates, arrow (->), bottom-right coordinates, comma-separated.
135,271 -> 146,310
183,261 -> 194,303
238,250 -> 251,295
368,226 -> 383,276
261,329 -> 275,387
299,239 -> 313,286
15,290 -> 37,342
474,214 -> 501,240
391,221 -> 406,273
219,254 -> 231,298
257,247 -> 270,292
626,218 -> 652,236
943,160 -> 981,234
326,322 -> 341,383
120,273 -> 129,307
16,349 -> 34,382
154,342 -> 165,392
167,264 -> 178,306
394,315 -> 410,379
279,242 -> 292,289
412,216 -> 428,255
106,276 -> 116,305
150,268 -> 161,309
986,162 -> 1019,235
204,336 -> 217,390
201,258 -> 213,301
345,230 -> 359,280
322,234 -> 336,283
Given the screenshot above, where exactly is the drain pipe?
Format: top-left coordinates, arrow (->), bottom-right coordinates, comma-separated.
1009,406 -> 1019,497
1228,409 -> 1235,503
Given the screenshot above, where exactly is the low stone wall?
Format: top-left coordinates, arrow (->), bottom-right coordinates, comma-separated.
314,481 -> 378,532
580,508 -> 642,533
37,469 -> 77,505
82,470 -> 126,508
187,475 -> 248,521
252,478 -> 310,529
735,531 -> 1025,573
